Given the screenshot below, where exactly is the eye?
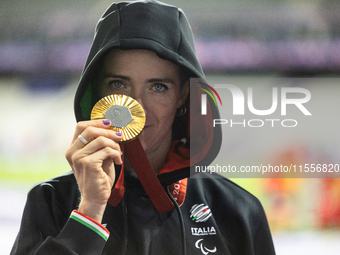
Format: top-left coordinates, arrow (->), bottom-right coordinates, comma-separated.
153,83 -> 168,92
109,80 -> 124,89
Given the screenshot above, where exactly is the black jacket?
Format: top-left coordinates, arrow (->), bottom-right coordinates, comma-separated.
11,1 -> 275,254
11,171 -> 275,255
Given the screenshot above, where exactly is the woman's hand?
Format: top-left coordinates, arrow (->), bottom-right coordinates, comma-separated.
65,119 -> 123,223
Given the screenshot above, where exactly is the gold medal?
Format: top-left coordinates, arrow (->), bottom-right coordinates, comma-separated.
91,94 -> 146,142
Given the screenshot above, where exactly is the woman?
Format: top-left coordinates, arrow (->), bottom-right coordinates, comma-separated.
11,1 -> 275,254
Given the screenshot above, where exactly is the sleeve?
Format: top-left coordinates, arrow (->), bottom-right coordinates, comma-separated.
11,185 -> 110,255
253,211 -> 276,255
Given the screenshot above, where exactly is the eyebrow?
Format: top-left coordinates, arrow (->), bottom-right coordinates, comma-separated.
102,74 -> 175,84
102,74 -> 131,81
147,78 -> 175,84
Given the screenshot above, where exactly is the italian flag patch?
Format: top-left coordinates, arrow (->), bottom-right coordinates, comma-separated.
70,210 -> 110,241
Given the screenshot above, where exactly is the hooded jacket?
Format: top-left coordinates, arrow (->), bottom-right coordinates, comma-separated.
11,1 -> 275,254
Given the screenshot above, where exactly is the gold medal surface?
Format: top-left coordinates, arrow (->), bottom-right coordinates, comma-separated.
91,94 -> 146,142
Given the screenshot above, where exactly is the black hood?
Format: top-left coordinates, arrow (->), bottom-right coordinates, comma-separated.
74,0 -> 221,183
74,0 -> 205,121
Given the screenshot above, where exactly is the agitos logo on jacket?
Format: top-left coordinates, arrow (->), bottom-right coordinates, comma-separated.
196,80 -> 312,128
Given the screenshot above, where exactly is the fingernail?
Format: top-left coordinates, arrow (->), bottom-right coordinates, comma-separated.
103,119 -> 111,125
116,132 -> 123,136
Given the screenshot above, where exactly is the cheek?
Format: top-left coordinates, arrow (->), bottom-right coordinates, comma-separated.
154,103 -> 176,120
141,90 -> 182,123
147,99 -> 177,123
97,81 -> 109,98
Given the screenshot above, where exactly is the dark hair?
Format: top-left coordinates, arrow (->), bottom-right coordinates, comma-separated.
177,65 -> 191,89
172,65 -> 191,142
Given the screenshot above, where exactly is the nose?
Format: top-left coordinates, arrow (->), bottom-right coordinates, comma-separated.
136,99 -> 147,116
129,89 -> 147,116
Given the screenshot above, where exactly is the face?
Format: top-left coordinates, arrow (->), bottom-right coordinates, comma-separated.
97,49 -> 188,155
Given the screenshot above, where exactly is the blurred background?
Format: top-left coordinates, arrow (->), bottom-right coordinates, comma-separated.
1,0 -> 340,254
